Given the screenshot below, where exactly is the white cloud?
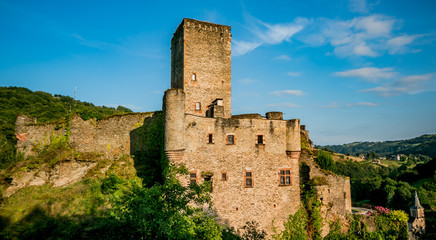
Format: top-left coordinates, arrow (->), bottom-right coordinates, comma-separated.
387,34 -> 422,54
321,101 -> 378,108
238,78 -> 257,84
275,55 -> 291,61
232,15 -> 307,56
267,102 -> 301,108
232,40 -> 261,56
335,67 -> 396,82
345,102 -> 379,108
361,73 -> 434,96
270,90 -> 305,96
296,14 -> 423,57
349,0 -> 369,13
287,71 -> 302,77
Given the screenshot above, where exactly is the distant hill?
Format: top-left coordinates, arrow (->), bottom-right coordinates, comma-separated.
0,86 -> 133,167
323,134 -> 436,158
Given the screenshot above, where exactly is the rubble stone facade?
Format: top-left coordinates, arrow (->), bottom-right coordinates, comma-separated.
163,18 -> 350,235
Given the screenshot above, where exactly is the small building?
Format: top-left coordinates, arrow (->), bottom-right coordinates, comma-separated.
409,191 -> 425,238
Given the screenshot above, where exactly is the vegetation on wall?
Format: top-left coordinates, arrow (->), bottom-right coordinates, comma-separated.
0,87 -> 132,169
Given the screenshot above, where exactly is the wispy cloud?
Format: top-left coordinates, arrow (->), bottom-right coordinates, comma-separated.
335,67 -> 396,82
348,0 -> 369,14
275,55 -> 291,61
287,71 -> 302,77
267,102 -> 301,108
233,14 -> 307,56
361,73 -> 435,96
297,14 -> 423,57
270,90 -> 305,96
321,101 -> 379,108
238,78 -> 257,85
345,102 -> 379,108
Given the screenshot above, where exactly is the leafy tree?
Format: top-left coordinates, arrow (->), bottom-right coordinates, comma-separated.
315,150 -> 335,171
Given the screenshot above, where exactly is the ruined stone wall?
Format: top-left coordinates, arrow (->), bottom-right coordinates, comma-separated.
300,150 -> 352,237
16,113 -> 153,157
171,19 -> 232,118
173,114 -> 301,235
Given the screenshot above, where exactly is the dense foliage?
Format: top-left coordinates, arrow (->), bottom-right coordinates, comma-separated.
323,134 -> 436,158
0,87 -> 132,168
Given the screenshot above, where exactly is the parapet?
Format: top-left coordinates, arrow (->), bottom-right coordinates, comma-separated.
178,18 -> 231,35
266,112 -> 283,120
231,114 -> 265,120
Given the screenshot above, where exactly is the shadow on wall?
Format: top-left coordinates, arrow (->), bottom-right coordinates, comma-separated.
129,111 -> 165,187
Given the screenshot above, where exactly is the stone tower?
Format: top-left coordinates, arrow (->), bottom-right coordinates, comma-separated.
170,18 -> 232,118
409,191 -> 425,236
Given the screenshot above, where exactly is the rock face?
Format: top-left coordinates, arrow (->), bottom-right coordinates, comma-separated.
5,160 -> 98,197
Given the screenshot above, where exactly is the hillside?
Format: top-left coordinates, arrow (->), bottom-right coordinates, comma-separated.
323,134 -> 436,158
0,87 -> 133,168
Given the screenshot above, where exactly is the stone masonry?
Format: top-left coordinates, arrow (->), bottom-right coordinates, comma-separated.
165,18 -> 306,235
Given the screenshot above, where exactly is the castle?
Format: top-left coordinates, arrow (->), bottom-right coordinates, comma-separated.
163,18 -> 351,234
13,18 -> 352,236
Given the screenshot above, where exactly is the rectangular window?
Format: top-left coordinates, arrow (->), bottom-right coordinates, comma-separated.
192,73 -> 196,81
256,134 -> 264,144
208,133 -> 214,144
221,172 -> 227,181
245,170 -> 253,187
279,169 -> 291,186
195,102 -> 201,110
227,135 -> 235,145
190,172 -> 197,184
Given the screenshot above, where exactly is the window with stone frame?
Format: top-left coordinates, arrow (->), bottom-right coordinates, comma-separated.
279,169 -> 291,186
244,170 -> 253,187
226,134 -> 235,145
208,133 -> 214,144
195,102 -> 201,111
256,134 -> 265,144
221,172 -> 227,181
190,171 -> 197,184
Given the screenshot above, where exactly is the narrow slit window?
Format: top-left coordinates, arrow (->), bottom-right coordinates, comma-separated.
190,172 -> 197,184
245,170 -> 253,187
208,133 -> 214,144
279,169 -> 291,186
221,172 -> 227,181
195,102 -> 201,111
192,73 -> 196,81
227,135 -> 235,145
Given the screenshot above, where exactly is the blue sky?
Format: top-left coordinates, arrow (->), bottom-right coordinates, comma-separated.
1,0 -> 435,145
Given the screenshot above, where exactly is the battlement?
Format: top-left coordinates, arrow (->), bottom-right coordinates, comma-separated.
173,18 -> 231,37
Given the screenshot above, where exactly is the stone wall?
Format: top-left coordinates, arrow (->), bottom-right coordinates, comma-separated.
171,18 -> 232,118
300,150 -> 352,237
164,108 -> 302,235
16,112 -> 154,157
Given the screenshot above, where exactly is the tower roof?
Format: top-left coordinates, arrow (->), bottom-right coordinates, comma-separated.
412,191 -> 423,209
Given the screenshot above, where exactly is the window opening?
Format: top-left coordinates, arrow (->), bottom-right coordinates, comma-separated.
192,73 -> 196,81
221,172 -> 227,181
208,133 -> 214,144
245,170 -> 253,187
227,135 -> 234,145
257,135 -> 264,144
279,169 -> 291,186
204,176 -> 213,192
195,102 -> 201,111
190,172 -> 197,184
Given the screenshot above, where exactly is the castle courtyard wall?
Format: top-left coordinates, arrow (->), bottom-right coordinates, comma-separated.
174,114 -> 301,234
16,113 -> 153,158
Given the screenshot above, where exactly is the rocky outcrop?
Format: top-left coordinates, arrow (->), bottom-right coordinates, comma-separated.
5,160 -> 98,197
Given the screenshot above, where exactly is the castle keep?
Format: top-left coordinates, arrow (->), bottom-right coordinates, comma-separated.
164,18 -> 305,233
